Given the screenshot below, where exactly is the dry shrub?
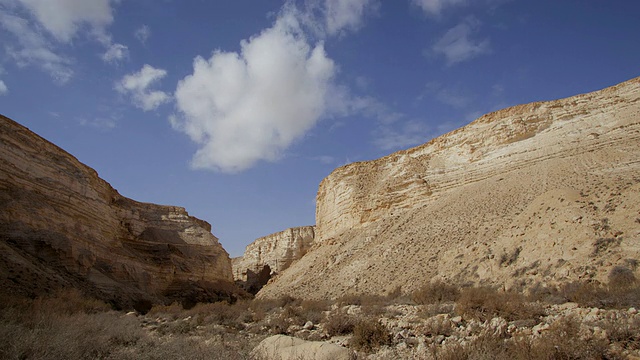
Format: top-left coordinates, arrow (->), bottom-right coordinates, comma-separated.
411,281 -> 460,305
560,278 -> 640,309
350,319 -> 392,352
456,287 -> 544,322
430,316 -> 610,360
188,301 -> 249,328
31,288 -> 111,315
608,265 -> 637,290
420,315 -> 455,337
147,302 -> 184,318
597,312 -> 640,350
324,310 -> 357,336
532,316 -> 609,359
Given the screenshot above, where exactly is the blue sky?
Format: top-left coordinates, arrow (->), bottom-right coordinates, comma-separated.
1,0 -> 638,257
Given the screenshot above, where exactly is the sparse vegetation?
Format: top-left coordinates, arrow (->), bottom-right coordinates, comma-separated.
456,286 -> 544,322
2,280 -> 640,359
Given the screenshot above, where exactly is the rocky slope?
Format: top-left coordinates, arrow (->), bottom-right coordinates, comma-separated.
259,76 -> 640,299
0,115 -> 234,309
232,226 -> 315,293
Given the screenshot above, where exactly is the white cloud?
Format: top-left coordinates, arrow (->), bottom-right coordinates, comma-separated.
102,43 -> 128,63
412,0 -> 466,16
0,12 -> 73,83
16,0 -> 115,42
0,80 -> 7,95
172,12 -> 336,173
135,25 -> 151,44
431,17 -> 490,65
325,0 -> 378,35
116,65 -> 171,111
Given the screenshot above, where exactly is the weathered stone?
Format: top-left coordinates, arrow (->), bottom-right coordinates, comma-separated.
251,335 -> 352,360
232,226 -> 314,293
0,115 -> 235,309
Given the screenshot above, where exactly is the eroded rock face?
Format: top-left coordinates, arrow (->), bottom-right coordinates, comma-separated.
0,115 -> 234,309
259,77 -> 640,299
232,226 -> 315,292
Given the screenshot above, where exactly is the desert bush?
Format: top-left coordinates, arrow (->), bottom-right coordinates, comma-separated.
608,265 -> 637,290
147,302 -> 185,319
597,312 -> 640,350
456,287 -> 544,322
31,288 -> 111,315
532,316 -> 609,359
560,279 -> 640,309
411,281 -> 460,305
420,315 -> 455,337
324,310 -> 357,336
350,319 -> 392,352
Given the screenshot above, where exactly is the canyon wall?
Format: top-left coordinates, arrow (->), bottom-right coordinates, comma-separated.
232,226 -> 315,282
259,77 -> 640,299
0,115 -> 234,309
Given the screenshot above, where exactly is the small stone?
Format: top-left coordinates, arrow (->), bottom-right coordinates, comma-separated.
451,316 -> 463,324
628,307 -> 637,314
303,321 -> 314,330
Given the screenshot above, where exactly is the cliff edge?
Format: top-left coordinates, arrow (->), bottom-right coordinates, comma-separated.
0,115 -> 235,309
258,77 -> 640,299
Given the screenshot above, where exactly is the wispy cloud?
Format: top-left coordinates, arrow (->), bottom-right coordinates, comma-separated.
296,0 -> 379,37
0,80 -> 7,95
116,65 -> 171,111
135,25 -> 151,44
431,17 -> 490,65
102,43 -> 128,63
171,10 -> 336,173
0,12 -> 74,83
412,0 -> 466,16
373,119 -> 431,151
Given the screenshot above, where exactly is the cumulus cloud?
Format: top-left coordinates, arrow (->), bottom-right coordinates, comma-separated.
16,0 -> 115,42
135,25 -> 151,44
0,12 -> 73,83
0,80 -> 7,95
431,17 -> 490,65
102,43 -> 128,63
412,0 -> 466,16
116,65 -> 171,111
171,12 -> 336,173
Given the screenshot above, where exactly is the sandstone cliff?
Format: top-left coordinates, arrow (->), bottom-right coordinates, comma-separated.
0,115 -> 234,309
232,226 -> 314,292
259,77 -> 640,299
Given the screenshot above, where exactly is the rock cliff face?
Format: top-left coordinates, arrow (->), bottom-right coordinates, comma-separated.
259,77 -> 640,299
0,115 -> 234,308
232,226 -> 315,284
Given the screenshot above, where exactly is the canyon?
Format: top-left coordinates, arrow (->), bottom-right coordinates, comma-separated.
232,226 -> 315,293
0,115 -> 234,309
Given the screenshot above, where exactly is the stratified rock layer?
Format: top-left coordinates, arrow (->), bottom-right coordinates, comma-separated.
259,77 -> 640,299
232,226 -> 315,282
0,115 -> 233,308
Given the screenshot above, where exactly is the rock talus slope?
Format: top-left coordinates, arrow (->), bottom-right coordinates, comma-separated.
0,115 -> 233,308
259,77 -> 640,299
232,226 -> 315,281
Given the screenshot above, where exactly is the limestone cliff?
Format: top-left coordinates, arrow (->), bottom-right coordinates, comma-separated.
259,77 -> 640,299
0,115 -> 234,309
232,226 -> 314,292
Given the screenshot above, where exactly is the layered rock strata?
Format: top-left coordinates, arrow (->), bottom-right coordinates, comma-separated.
259,77 -> 640,299
232,226 -> 315,284
0,115 -> 234,308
